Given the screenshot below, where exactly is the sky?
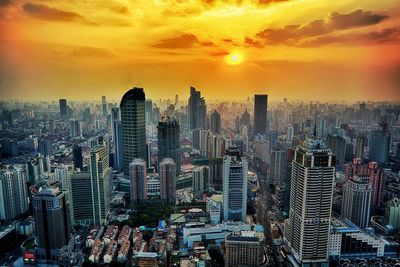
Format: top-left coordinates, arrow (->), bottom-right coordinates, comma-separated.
0,0 -> 399,102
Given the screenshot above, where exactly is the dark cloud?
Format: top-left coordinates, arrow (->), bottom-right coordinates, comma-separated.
23,3 -> 94,24
110,6 -> 130,15
258,0 -> 290,5
255,9 -> 388,46
300,27 -> 400,47
70,46 -> 116,57
152,33 -> 215,49
244,37 -> 264,48
0,0 -> 11,7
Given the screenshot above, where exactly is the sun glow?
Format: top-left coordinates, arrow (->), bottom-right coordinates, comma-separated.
225,51 -> 244,65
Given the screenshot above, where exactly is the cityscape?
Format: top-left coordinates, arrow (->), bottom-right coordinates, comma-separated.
1,0 -> 400,267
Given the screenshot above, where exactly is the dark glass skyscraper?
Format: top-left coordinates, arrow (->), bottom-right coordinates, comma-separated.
157,117 -> 181,175
210,110 -> 221,134
120,87 -> 146,175
59,99 -> 68,120
72,145 -> 83,170
188,86 -> 207,129
111,108 -> 123,172
253,94 -> 268,137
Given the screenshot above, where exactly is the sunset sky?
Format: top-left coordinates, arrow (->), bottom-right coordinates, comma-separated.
0,0 -> 399,102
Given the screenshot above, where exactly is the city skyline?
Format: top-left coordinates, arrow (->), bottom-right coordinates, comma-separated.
1,0 -> 400,101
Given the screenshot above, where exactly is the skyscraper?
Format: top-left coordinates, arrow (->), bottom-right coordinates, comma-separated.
102,96 -> 107,117
68,170 -> 94,225
269,146 -> 288,185
223,148 -> 248,222
326,134 -> 346,166
188,86 -> 207,129
210,110 -> 221,134
369,126 -> 391,163
284,139 -> 335,266
193,166 -> 210,197
70,119 -> 82,138
253,94 -> 268,137
38,139 -> 52,157
159,158 -> 176,203
120,87 -> 146,175
129,159 -> 147,206
111,108 -> 123,172
72,144 -> 83,170
355,132 -> 367,160
341,175 -> 372,228
0,166 -> 29,222
345,158 -> 385,208
33,184 -> 70,264
90,145 -> 111,224
157,117 -> 181,175
59,99 -> 68,120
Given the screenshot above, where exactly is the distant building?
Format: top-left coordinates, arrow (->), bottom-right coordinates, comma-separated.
38,139 -> 52,157
225,231 -> 264,267
254,139 -> 270,163
327,134 -> 346,166
210,110 -> 221,134
369,128 -> 391,163
341,175 -> 372,228
72,145 -> 83,170
188,86 -> 207,129
223,150 -> 248,222
69,171 -> 94,225
120,87 -> 146,175
59,99 -> 68,120
269,146 -> 288,185
355,132 -> 367,160
159,158 -> 176,203
157,117 -> 180,175
70,119 -> 82,138
90,145 -> 111,224
101,96 -> 107,117
129,159 -> 147,206
253,94 -> 268,137
111,108 -> 123,172
33,184 -> 70,264
193,166 -> 209,197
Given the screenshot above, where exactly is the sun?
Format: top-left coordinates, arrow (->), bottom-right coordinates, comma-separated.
225,51 -> 244,65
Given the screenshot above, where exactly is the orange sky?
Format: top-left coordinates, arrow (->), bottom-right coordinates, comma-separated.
0,0 -> 399,102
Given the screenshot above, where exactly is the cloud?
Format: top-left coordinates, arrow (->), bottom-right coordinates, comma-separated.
69,46 -> 116,57
255,9 -> 388,46
258,0 -> 290,5
300,27 -> 400,47
0,0 -> 11,7
23,3 -> 94,24
110,6 -> 130,15
152,33 -> 215,49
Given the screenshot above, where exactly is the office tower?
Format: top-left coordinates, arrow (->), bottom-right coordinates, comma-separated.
210,110 -> 221,134
111,108 -> 123,172
188,86 -> 207,129
355,133 -> 367,160
72,145 -> 83,170
210,135 -> 225,158
385,198 -> 400,232
25,156 -> 44,184
33,185 -> 69,264
145,141 -> 152,168
269,146 -> 288,185
145,99 -> 153,123
369,124 -> 391,163
241,108 -> 251,131
0,166 -> 29,221
59,99 -> 68,120
287,126 -> 294,143
193,166 -> 210,196
102,96 -> 107,117
90,145 -> 111,224
284,139 -> 335,266
38,139 -> 52,157
223,150 -> 248,222
129,159 -> 147,206
69,171 -> 94,225
159,158 -> 176,203
315,117 -> 327,140
54,164 -> 71,190
70,119 -> 82,138
254,139 -> 270,164
327,134 -> 346,166
345,158 -> 385,208
253,94 -> 268,137
234,116 -> 240,133
157,117 -> 181,175
341,175 -> 372,228
120,87 -> 146,175
225,231 -> 264,267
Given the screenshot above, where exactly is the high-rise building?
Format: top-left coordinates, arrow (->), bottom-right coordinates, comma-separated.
0,166 -> 29,222
25,156 -> 45,184
59,99 -> 68,120
188,86 -> 207,129
70,119 -> 82,138
38,139 -> 52,157
111,108 -> 123,172
193,166 -> 209,196
369,128 -> 391,163
355,133 -> 367,160
90,145 -> 111,224
385,198 -> 400,232
253,94 -> 268,137
341,175 -> 372,228
315,117 -> 327,140
54,164 -> 71,190
327,134 -> 346,166
225,231 -> 264,267
284,139 -> 335,266
157,117 -> 181,175
68,171 -> 94,225
159,158 -> 176,203
286,126 -> 294,143
345,158 -> 385,208
33,184 -> 69,264
223,149 -> 248,222
72,145 -> 83,170
120,87 -> 146,175
129,159 -> 147,206
102,96 -> 107,117
210,110 -> 221,134
269,146 -> 288,185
